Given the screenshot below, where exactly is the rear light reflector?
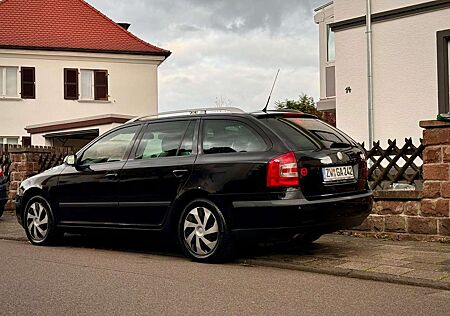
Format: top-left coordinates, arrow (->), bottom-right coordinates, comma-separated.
267,152 -> 299,187
300,167 -> 308,177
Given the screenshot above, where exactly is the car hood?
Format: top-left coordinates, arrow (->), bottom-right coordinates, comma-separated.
20,164 -> 67,190
38,164 -> 67,176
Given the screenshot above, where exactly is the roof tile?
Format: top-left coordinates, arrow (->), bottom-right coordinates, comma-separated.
0,0 -> 170,56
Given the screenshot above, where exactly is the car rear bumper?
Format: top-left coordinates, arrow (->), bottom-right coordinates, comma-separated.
230,192 -> 373,238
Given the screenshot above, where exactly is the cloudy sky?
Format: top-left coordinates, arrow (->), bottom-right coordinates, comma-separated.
87,0 -> 325,112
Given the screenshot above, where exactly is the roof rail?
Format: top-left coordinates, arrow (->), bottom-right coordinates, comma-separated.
126,107 -> 245,123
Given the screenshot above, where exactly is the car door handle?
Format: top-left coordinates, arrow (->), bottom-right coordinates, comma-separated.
106,172 -> 119,179
172,169 -> 189,178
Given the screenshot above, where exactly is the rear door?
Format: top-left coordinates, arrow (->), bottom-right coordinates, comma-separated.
260,116 -> 367,199
117,119 -> 198,227
192,117 -> 274,199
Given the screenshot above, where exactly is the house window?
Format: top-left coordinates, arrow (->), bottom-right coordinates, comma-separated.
21,67 -> 35,99
437,30 -> 450,113
1,137 -> 19,145
327,25 -> 335,62
64,68 -> 109,101
326,66 -> 336,97
0,66 -> 19,98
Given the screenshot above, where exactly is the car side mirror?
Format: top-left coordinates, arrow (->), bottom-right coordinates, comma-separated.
64,154 -> 77,166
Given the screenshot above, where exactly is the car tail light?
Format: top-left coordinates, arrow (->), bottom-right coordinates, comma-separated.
0,167 -> 3,177
267,152 -> 299,187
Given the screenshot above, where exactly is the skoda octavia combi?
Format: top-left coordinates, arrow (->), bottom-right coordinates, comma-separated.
16,108 -> 372,262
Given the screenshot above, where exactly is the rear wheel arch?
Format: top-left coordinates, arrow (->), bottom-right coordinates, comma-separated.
168,189 -> 234,233
167,189 -> 209,234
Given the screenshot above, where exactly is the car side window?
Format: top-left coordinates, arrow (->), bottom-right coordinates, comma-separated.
202,120 -> 267,154
135,120 -> 193,159
80,125 -> 140,166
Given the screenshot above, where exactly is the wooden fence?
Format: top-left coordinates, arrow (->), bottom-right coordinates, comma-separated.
37,151 -> 71,174
361,138 -> 424,191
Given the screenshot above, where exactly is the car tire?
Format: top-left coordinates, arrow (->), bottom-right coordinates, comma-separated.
0,206 -> 3,218
177,198 -> 233,263
24,195 -> 63,246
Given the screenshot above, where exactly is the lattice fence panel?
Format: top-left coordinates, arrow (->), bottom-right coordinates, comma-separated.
361,138 -> 424,190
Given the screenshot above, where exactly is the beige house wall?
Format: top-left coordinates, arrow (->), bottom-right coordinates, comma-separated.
0,49 -> 164,145
334,0 -> 431,22
315,0 -> 450,145
335,5 -> 450,144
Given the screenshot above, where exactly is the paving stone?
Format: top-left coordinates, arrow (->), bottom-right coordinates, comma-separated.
367,265 -> 414,275
402,270 -> 450,281
403,262 -> 447,272
376,252 -> 413,260
343,256 -> 410,267
377,245 -> 412,251
408,256 -> 449,264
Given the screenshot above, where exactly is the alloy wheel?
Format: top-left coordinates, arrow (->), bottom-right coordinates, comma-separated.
183,206 -> 219,256
26,201 -> 49,242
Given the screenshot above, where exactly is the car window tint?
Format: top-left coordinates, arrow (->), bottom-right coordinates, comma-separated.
261,118 -> 318,151
135,121 -> 190,159
80,125 -> 139,165
202,120 -> 267,154
286,118 -> 353,146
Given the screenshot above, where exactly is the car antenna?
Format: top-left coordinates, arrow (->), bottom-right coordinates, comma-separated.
262,69 -> 280,113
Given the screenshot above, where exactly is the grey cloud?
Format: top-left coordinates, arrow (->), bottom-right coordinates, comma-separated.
174,24 -> 202,33
86,0 -> 325,111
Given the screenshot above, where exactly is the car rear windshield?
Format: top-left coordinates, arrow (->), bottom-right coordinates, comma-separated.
262,117 -> 354,150
261,118 -> 318,151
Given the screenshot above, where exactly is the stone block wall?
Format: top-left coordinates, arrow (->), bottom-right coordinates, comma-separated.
4,146 -> 70,211
349,120 -> 450,241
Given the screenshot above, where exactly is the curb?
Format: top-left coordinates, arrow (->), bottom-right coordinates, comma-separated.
237,258 -> 450,291
0,236 -> 27,242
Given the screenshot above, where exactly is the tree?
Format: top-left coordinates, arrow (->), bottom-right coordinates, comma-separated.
215,96 -> 233,108
275,93 -> 322,117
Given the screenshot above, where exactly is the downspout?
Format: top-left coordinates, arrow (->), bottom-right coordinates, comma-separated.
366,0 -> 374,149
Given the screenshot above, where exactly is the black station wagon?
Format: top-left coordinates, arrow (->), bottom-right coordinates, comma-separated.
16,108 -> 373,262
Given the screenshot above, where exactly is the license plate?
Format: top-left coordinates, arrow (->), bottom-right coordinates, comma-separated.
322,165 -> 354,182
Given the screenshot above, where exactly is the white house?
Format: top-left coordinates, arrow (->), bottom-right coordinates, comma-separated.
314,0 -> 450,145
0,0 -> 170,149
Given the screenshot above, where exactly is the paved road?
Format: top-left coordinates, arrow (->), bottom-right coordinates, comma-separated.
0,238 -> 449,316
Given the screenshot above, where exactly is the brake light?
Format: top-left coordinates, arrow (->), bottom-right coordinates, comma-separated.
267,152 -> 299,187
0,167 -> 3,177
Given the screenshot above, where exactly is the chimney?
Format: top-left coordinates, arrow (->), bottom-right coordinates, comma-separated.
117,23 -> 131,30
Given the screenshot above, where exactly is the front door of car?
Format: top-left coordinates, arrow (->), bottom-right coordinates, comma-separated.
57,124 -> 141,226
118,119 -> 198,227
